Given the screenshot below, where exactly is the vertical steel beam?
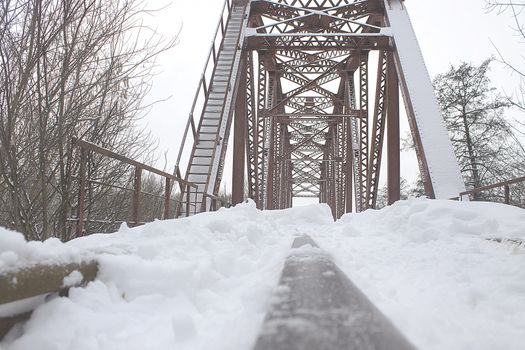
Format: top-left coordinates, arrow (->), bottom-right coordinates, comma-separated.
232,64 -> 247,205
336,120 -> 346,218
245,51 -> 259,202
366,51 -> 388,209
265,70 -> 278,209
358,52 -> 369,211
387,52 -> 401,205
346,72 -> 361,211
258,56 -> 268,208
345,118 -> 353,213
266,117 -> 276,209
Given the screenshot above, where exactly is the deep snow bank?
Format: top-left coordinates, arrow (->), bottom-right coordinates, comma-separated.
312,199 -> 525,350
0,202 -> 333,350
0,199 -> 524,350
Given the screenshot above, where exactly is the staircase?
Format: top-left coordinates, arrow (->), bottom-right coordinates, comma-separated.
181,4 -> 246,215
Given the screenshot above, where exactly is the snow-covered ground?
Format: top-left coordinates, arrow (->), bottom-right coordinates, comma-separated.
0,199 -> 524,350
312,200 -> 525,350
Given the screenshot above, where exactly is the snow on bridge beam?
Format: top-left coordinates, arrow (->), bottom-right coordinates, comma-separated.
0,261 -> 98,339
383,0 -> 466,199
253,235 -> 416,350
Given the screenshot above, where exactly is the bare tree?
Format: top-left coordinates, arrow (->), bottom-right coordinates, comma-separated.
0,0 -> 177,240
486,1 -> 525,124
434,59 -> 525,200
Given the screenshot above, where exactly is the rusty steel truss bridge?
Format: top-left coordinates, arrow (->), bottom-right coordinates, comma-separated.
174,0 -> 466,218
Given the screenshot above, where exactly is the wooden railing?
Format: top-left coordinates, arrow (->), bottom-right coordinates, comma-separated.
0,261 -> 98,339
71,138 -> 200,236
454,175 -> 525,206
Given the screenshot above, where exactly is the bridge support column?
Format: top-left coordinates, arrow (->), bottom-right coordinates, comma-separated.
232,63 -> 247,206
387,53 -> 400,205
345,118 -> 353,213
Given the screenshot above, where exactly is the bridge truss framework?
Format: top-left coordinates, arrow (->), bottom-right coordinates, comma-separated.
177,0 -> 465,218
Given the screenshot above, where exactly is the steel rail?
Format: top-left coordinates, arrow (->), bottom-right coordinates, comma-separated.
253,235 -> 416,350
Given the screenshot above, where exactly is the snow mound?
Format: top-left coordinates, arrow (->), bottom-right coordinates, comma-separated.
0,201 -> 333,350
312,198 -> 525,350
0,199 -> 524,350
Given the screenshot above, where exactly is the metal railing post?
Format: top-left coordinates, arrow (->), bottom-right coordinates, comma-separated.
458,175 -> 525,205
132,166 -> 142,226
164,177 -> 171,219
186,184 -> 191,217
193,187 -> 198,215
76,148 -> 87,236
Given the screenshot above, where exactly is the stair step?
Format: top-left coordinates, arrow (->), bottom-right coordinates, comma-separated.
205,110 -> 225,117
199,134 -> 218,141
187,174 -> 209,182
196,141 -> 216,148
192,159 -> 212,166
216,62 -> 233,68
208,94 -> 226,100
201,121 -> 220,128
202,115 -> 221,120
195,149 -> 215,153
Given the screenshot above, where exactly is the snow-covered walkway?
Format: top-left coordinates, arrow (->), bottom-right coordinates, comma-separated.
0,199 -> 524,350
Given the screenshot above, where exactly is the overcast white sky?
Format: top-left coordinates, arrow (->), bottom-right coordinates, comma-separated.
140,0 -> 524,194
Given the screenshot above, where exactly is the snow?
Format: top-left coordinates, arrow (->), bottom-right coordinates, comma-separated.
0,228 -> 86,273
311,199 -> 525,350
0,296 -> 48,319
0,202 -> 331,350
62,271 -> 83,288
1,199 -> 524,350
383,0 -> 466,198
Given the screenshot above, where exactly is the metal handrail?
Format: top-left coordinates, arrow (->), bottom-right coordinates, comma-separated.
456,175 -> 525,205
175,0 -> 233,174
73,138 -> 197,188
71,138 -> 199,235
203,192 -> 232,208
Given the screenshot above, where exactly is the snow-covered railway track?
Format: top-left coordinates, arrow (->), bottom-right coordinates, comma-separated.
0,235 -> 417,349
253,235 -> 416,350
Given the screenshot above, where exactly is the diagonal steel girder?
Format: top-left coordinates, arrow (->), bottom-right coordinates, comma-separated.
265,58 -> 348,116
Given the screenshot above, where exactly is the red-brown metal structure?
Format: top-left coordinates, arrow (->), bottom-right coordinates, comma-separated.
176,0 -> 466,217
